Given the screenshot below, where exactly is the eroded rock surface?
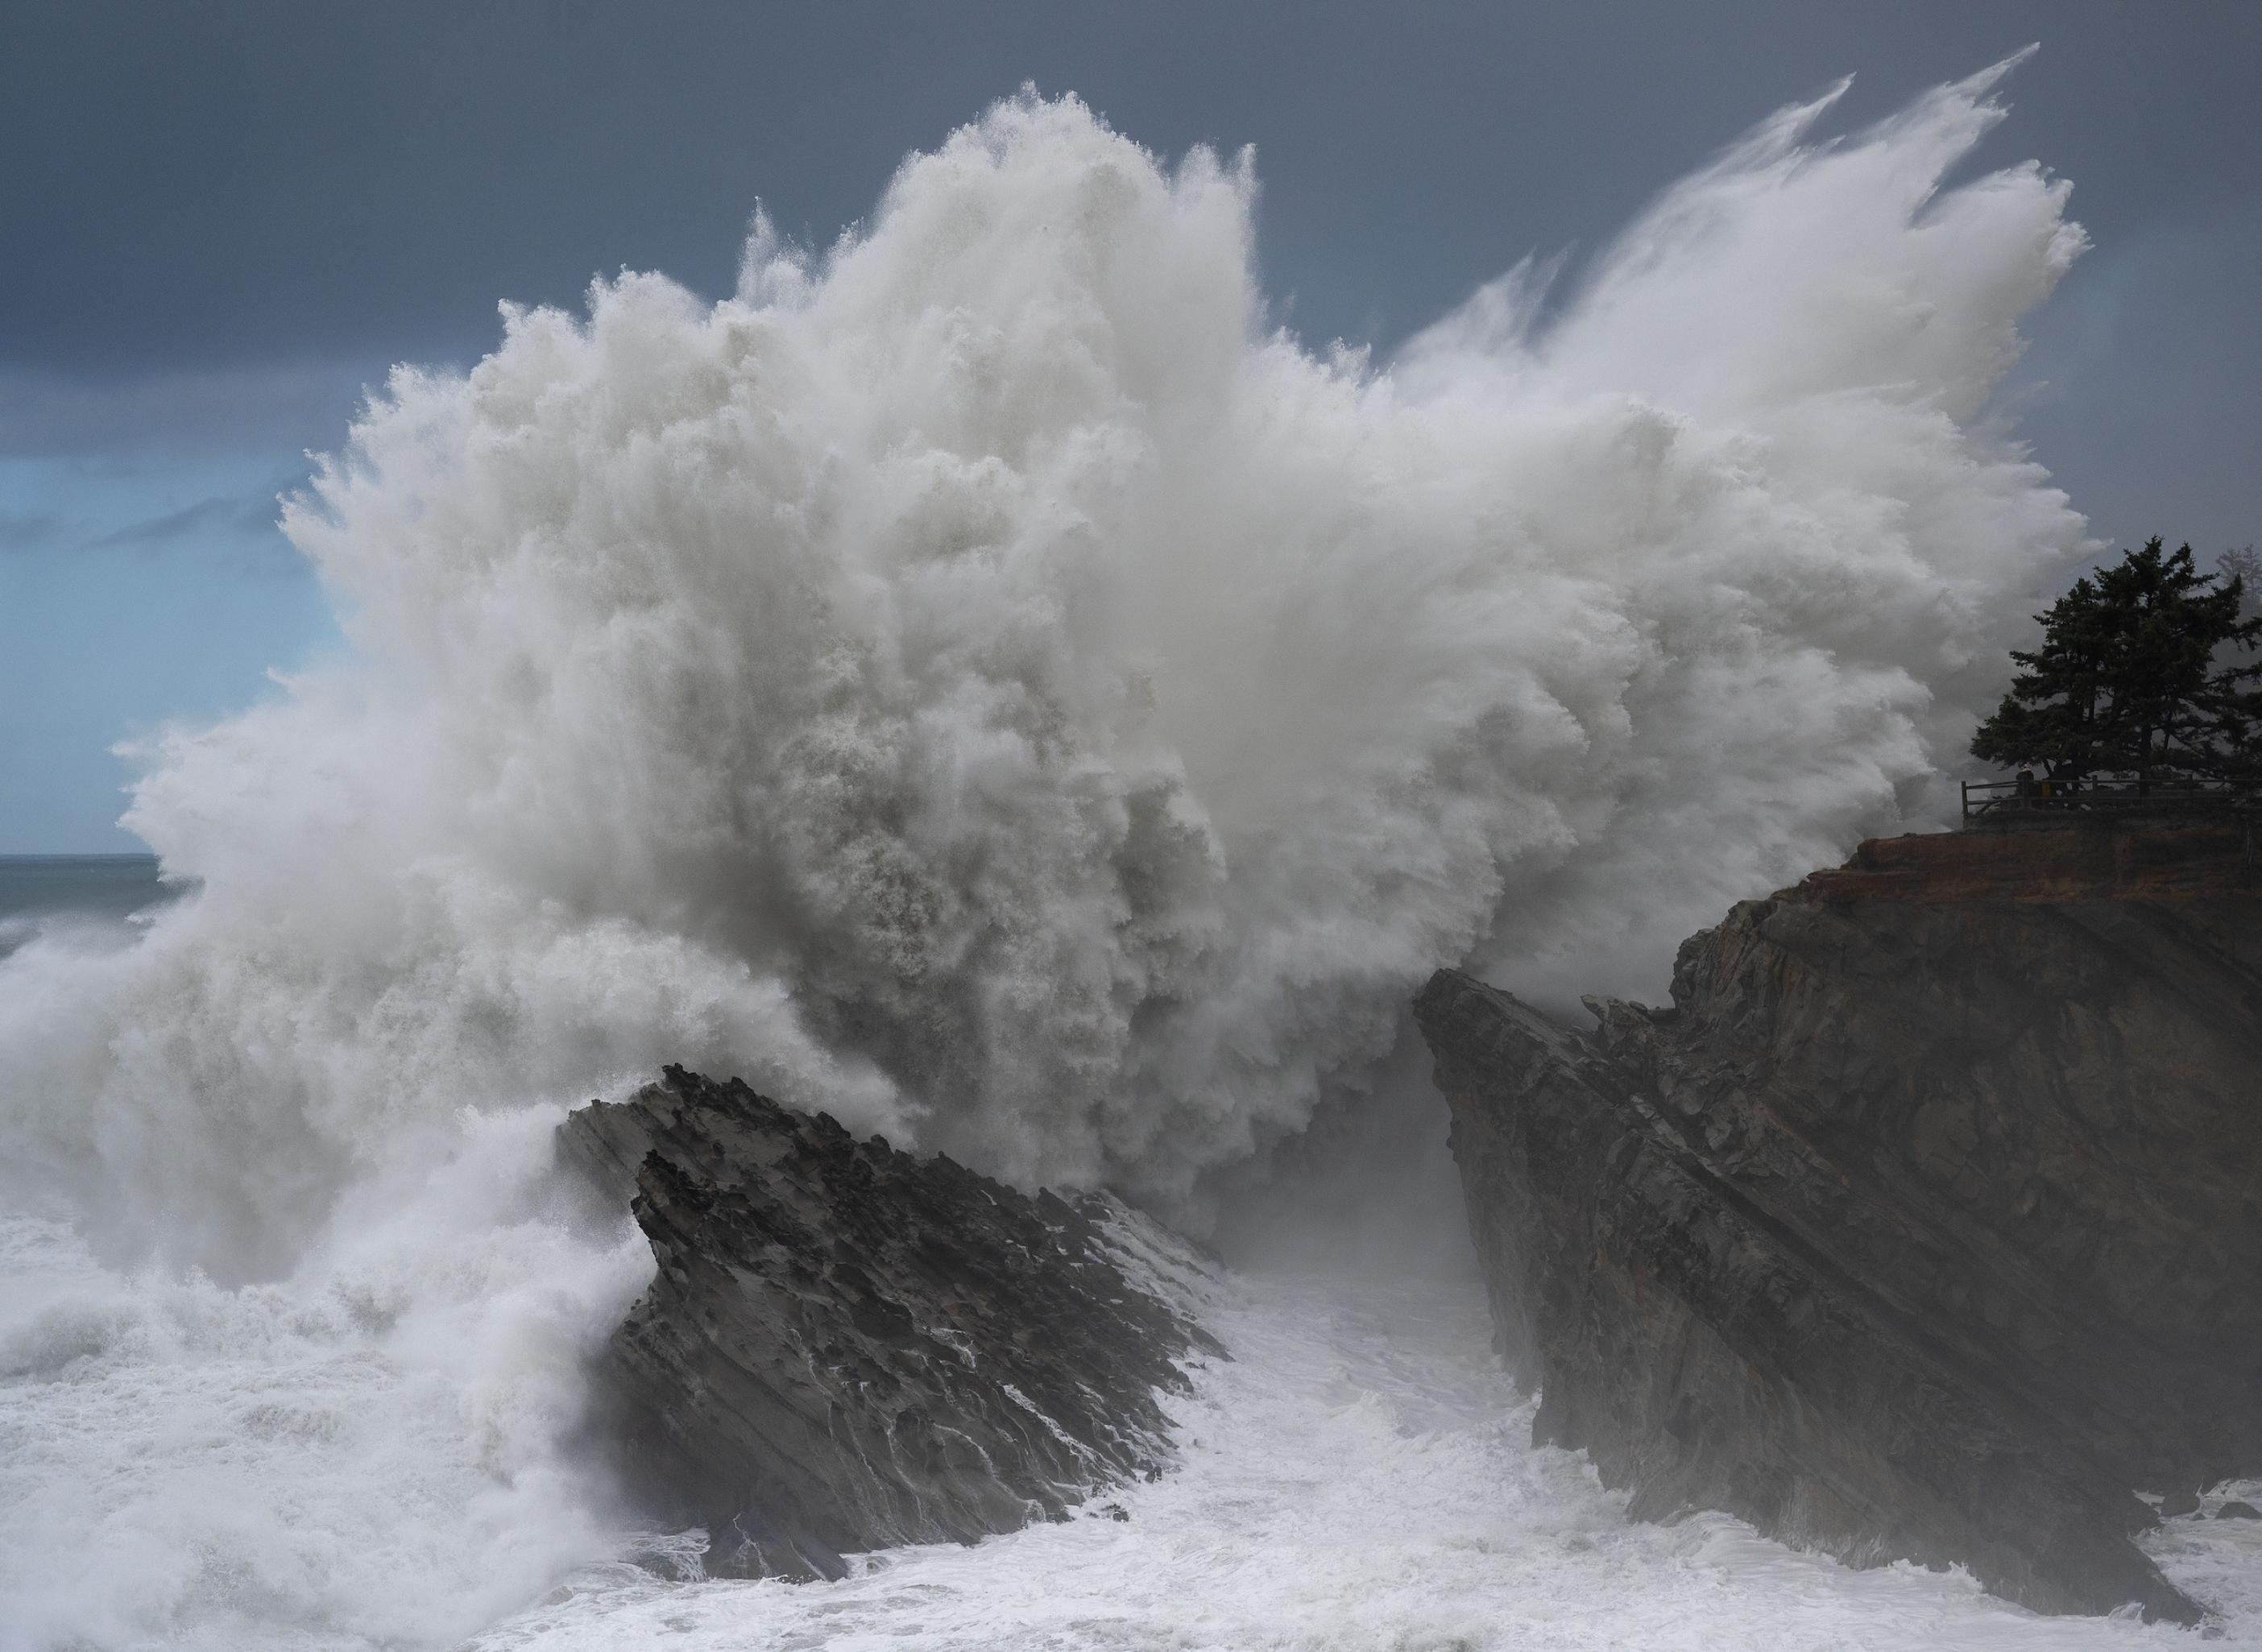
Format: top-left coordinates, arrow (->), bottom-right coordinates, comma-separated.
1416,819 -> 2262,1623
561,1066 -> 1224,1580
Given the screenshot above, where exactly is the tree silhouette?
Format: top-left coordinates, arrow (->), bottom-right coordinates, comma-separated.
2221,546 -> 2261,619
1970,538 -> 2262,789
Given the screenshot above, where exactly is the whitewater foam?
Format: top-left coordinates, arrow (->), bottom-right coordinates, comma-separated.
0,1118 -> 650,1652
465,1273 -> 2262,1650
0,59 -> 2147,1650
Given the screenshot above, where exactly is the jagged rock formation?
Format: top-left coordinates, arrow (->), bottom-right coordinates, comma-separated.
1416,818 -> 2262,1624
561,1066 -> 1224,1580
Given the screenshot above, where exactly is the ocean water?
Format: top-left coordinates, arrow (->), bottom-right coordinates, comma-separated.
6,56 -> 2254,1651
0,855 -> 182,961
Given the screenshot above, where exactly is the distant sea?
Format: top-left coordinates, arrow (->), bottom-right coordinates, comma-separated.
0,854 -> 184,959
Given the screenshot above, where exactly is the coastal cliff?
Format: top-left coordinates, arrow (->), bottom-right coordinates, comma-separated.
1415,818 -> 2262,1622
561,1067 -> 1224,1580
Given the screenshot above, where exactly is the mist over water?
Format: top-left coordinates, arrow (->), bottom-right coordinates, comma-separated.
0,60 -> 2141,1650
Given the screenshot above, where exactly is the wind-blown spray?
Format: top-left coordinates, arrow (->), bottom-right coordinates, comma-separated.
0,60 -> 2088,1650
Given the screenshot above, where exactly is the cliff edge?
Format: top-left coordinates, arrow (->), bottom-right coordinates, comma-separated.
1415,818 -> 2261,1622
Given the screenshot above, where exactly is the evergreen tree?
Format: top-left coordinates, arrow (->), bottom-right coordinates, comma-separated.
1970,537 -> 2262,788
2221,546 -> 2261,619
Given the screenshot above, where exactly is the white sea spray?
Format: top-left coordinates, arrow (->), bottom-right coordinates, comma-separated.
0,60 -> 2172,1651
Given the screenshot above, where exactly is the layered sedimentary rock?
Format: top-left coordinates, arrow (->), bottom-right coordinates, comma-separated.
1415,818 -> 2262,1623
561,1066 -> 1224,1579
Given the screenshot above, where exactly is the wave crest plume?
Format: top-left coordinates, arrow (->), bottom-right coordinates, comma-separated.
0,61 -> 2093,1650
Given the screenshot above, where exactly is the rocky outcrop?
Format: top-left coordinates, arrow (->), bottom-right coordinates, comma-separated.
561,1066 -> 1224,1580
1416,818 -> 2262,1623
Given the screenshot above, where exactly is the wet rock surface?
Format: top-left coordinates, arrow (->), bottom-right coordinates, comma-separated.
561,1066 -> 1224,1580
1416,820 -> 2262,1624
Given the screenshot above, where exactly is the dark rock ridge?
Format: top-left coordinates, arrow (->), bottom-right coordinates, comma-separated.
1415,819 -> 2262,1623
561,1066 -> 1225,1580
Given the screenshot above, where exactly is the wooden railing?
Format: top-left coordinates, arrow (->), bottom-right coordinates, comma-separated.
1960,776 -> 2248,823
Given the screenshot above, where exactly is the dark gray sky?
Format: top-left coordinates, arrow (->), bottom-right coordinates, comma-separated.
3,1 -> 2257,848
